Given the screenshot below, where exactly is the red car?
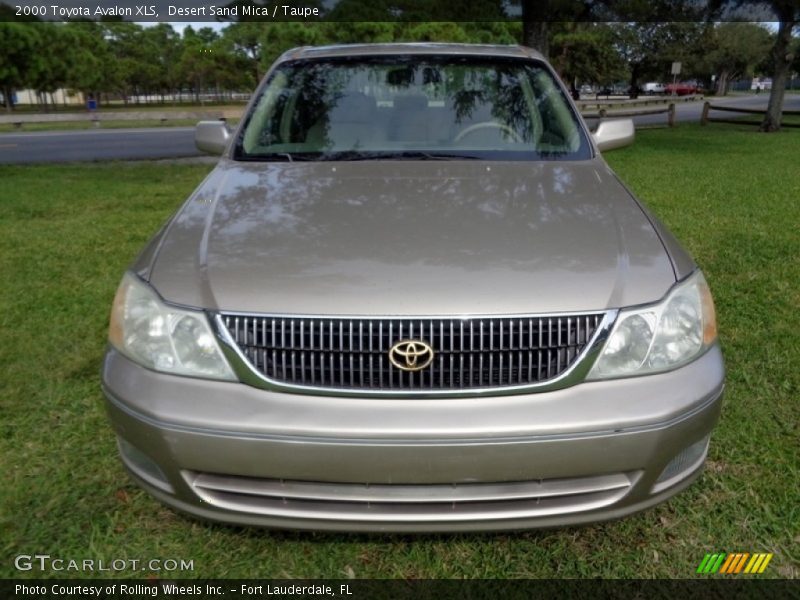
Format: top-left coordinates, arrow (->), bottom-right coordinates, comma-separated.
666,82 -> 699,96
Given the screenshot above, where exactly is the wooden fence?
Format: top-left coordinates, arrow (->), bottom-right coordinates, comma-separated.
700,102 -> 800,128
0,110 -> 239,129
577,94 -> 703,127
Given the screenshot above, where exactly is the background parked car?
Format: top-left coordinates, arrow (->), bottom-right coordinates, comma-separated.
666,81 -> 699,96
751,77 -> 772,91
598,84 -> 627,97
643,82 -> 666,95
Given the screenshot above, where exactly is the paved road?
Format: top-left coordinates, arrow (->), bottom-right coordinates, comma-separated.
1,94 -> 797,164
0,126 -> 202,165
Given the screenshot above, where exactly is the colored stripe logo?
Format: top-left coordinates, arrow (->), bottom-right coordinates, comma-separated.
697,553 -> 773,574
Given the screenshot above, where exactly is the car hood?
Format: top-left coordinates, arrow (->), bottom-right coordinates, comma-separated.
145,159 -> 677,315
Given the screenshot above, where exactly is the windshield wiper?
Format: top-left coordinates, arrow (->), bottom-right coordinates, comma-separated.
276,153 -> 321,162
401,151 -> 480,161
236,153 -> 319,162
238,151 -> 482,162
321,151 -> 480,161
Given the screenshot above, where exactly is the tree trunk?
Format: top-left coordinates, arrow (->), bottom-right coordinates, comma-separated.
716,71 -> 729,96
522,21 -> 549,58
3,86 -> 12,113
628,65 -> 639,99
521,1 -> 549,58
761,19 -> 795,132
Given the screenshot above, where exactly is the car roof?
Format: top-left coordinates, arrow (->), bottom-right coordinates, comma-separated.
276,43 -> 546,63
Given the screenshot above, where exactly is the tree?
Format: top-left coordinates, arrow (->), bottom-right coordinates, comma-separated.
395,22 -> 470,43
177,26 -> 222,102
517,0 -> 591,58
212,34 -> 255,97
325,0 -> 505,22
710,0 -> 800,131
462,21 -> 521,45
518,0 -> 708,61
322,21 -> 394,45
102,22 -> 155,104
258,23 -> 328,74
761,13 -> 798,131
142,24 -> 182,102
550,23 -> 624,90
612,22 -> 707,98
704,23 -> 772,95
793,36 -> 800,77
0,23 -> 39,112
62,22 -> 114,104
518,0 -> 578,58
223,22 -> 266,83
26,23 -> 89,109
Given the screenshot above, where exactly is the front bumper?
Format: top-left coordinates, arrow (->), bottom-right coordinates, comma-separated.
101,345 -> 724,532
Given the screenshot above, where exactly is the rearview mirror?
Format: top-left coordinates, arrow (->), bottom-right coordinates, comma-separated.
195,120 -> 231,155
592,119 -> 635,152
387,66 -> 414,87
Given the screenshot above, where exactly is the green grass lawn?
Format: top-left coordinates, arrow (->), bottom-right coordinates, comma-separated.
1,124 -> 798,579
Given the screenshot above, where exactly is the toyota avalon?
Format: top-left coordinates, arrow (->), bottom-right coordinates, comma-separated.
102,43 -> 724,532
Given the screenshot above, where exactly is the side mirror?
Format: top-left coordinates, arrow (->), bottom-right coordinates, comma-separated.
592,119 -> 635,152
195,120 -> 231,154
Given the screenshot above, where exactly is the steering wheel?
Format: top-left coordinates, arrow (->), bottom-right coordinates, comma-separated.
454,121 -> 523,143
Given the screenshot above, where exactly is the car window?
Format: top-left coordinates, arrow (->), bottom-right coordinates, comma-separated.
234,55 -> 592,161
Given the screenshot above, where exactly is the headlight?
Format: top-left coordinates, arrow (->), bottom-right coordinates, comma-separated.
108,273 -> 236,381
588,270 -> 717,379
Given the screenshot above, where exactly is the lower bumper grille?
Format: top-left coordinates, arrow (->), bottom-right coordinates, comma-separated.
188,472 -> 634,523
219,313 -> 606,392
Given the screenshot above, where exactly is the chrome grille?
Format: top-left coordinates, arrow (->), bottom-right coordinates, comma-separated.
188,471 -> 634,522
220,313 -> 604,391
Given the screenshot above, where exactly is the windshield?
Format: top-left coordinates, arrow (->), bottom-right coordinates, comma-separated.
234,55 -> 592,161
